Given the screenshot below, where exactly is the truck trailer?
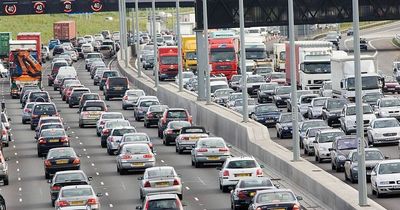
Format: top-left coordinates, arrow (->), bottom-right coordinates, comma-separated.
53,21 -> 77,45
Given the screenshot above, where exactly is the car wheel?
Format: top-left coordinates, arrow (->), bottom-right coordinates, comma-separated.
69,103 -> 73,108
107,148 -> 113,155
318,156 -> 323,163
195,161 -> 202,168
105,95 -> 109,101
376,186 -> 382,198
304,148 -> 308,155
144,121 -> 150,128
119,168 -> 125,175
101,140 -> 106,148
315,154 -> 319,162
79,123 -> 83,128
51,199 -> 56,207
30,124 -> 35,130
96,131 -> 101,137
336,165 -> 342,172
191,158 -> 195,166
372,185 -> 377,195
344,170 -> 349,180
178,194 -> 183,200
45,172 -> 51,179
331,162 -> 336,170
22,119 -> 26,124
222,185 -> 229,193
122,105 -> 127,110
350,170 -> 357,183
53,87 -> 57,91
3,176 -> 8,185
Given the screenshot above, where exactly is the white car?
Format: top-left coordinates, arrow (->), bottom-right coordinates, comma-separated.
84,35 -> 95,43
340,103 -> 376,135
174,72 -> 195,87
81,43 -> 94,54
314,129 -> 345,163
96,112 -> 125,136
94,34 -> 104,42
367,118 -> 400,146
232,98 -> 256,116
307,97 -> 329,119
303,126 -> 330,156
319,81 -> 332,97
375,98 -> 400,120
298,94 -> 319,117
218,156 -> 264,192
371,159 -> 400,197
0,60 -> 8,78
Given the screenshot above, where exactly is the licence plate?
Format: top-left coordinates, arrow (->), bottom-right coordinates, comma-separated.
55,159 -> 69,164
235,173 -> 251,177
265,120 -> 274,123
207,156 -> 220,160
49,139 -> 59,143
155,182 -> 169,187
249,192 -> 256,196
273,208 -> 285,210
115,87 -> 123,90
189,136 -> 199,141
70,200 -> 85,205
388,88 -> 395,90
131,162 -> 144,167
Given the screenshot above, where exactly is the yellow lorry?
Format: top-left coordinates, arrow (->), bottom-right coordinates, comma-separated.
181,35 -> 197,72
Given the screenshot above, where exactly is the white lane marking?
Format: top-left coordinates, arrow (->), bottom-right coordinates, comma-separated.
194,197 -> 199,201
71,131 -> 75,134
185,186 -> 190,190
83,148 -> 87,152
19,198 -> 22,202
105,192 -> 109,196
75,136 -> 79,139
80,142 -> 83,145
18,177 -> 21,181
96,172 -> 100,176
121,182 -> 127,191
87,156 -> 91,159
13,145 -> 16,148
197,177 -> 206,185
161,160 -> 165,163
109,204 -> 114,208
16,168 -> 19,172
14,152 -> 18,156
91,163 -> 95,166
18,187 -> 22,192
16,160 -> 19,164
100,182 -> 104,186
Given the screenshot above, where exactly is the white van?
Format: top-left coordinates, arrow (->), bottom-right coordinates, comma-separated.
53,66 -> 77,90
210,80 -> 229,96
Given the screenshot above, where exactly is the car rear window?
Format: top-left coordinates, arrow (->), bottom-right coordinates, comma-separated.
227,160 -> 257,169
112,128 -> 136,136
167,111 -> 188,118
106,121 -> 130,128
240,179 -> 273,188
41,129 -> 65,137
62,188 -> 93,197
55,173 -> 85,183
102,114 -> 123,119
30,92 -> 49,101
147,168 -> 175,179
109,78 -> 127,86
87,54 -> 101,59
33,104 -> 56,114
41,124 -> 63,130
103,71 -> 119,78
140,100 -> 159,107
83,106 -> 105,111
122,145 -> 149,154
83,95 -> 100,100
148,199 -> 180,210
101,46 -> 112,50
198,139 -> 225,148
123,135 -> 149,142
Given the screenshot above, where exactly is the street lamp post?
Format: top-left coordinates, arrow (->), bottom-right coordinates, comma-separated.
176,0 -> 183,92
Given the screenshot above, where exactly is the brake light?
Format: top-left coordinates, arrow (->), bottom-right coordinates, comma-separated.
122,154 -> 132,159
38,138 -> 46,144
256,168 -> 263,176
57,200 -> 70,207
219,148 -> 229,152
60,137 -> 69,143
144,181 -> 151,187
100,120 -> 105,125
238,191 -> 247,199
51,185 -> 61,191
182,137 -> 189,140
87,198 -> 98,205
73,158 -> 80,165
44,160 -> 52,167
166,129 -> 173,134
293,204 -> 301,210
173,179 -> 180,185
197,148 -> 208,152
143,154 -> 153,159
223,170 -> 230,177
123,95 -> 128,100
147,112 -> 153,119
102,129 -> 110,135
148,143 -> 153,148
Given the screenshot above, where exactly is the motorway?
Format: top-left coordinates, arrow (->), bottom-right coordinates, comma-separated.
0,57 -> 328,210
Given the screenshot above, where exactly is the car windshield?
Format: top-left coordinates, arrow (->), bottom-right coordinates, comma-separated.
169,121 -> 191,129
140,100 -> 159,107
33,104 -> 56,114
167,111 -> 187,118
198,139 -> 225,148
337,138 -> 357,150
301,121 -> 326,132
147,168 -> 175,179
256,105 -> 279,113
379,162 -> 400,174
276,87 -> 291,95
227,160 -> 257,169
47,148 -> 75,159
41,129 -> 65,137
186,52 -> 196,60
122,145 -> 149,154
346,106 -> 373,115
373,119 -> 400,128
127,91 -> 145,97
256,68 -> 273,74
257,191 -> 296,203
83,106 -> 104,111
55,173 -> 85,183
109,78 -> 127,86
380,99 -> 400,107
347,76 -> 379,91
260,83 -> 278,91
41,124 -> 63,130
231,76 -> 241,82
148,199 -> 180,210
83,95 -> 99,100
62,188 -> 93,197
113,128 -> 136,136
160,56 -> 178,65
327,100 -> 346,110
106,121 -> 130,128
123,135 -> 149,142
102,114 -> 123,119
240,178 -> 273,188
247,76 -> 265,83
300,96 -> 316,104
352,150 -> 384,162
319,132 -> 344,143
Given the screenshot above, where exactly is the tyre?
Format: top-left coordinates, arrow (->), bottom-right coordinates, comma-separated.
344,170 -> 349,180
144,121 -> 150,128
178,194 -> 183,200
101,140 -> 107,148
30,124 -> 35,130
372,185 -> 377,195
96,131 -> 101,137
336,165 -> 342,172
315,154 -> 319,162
79,123 -> 84,128
350,170 -> 356,183
3,176 -> 8,185
195,161 -> 202,168
304,148 -> 308,155
22,119 -> 26,124
99,86 -> 103,91
318,156 -> 323,163
331,162 -> 336,170
53,87 -> 57,91
107,148 -> 114,155
69,103 -> 73,108
122,105 -> 127,110
222,185 -> 229,193
45,172 -> 51,179
119,169 -> 125,175
105,95 -> 109,101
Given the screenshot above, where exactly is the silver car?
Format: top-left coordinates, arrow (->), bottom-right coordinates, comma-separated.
118,133 -> 153,151
106,127 -> 137,155
191,137 -> 231,168
116,144 -> 155,175
344,148 -> 385,183
95,112 -> 124,136
139,166 -> 183,200
100,120 -> 131,148
175,126 -> 209,153
122,89 -> 145,110
22,102 -> 35,124
55,185 -> 101,209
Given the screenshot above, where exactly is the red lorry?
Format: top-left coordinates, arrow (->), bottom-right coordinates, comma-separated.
16,32 -> 41,63
53,21 -> 77,44
208,38 -> 238,80
158,46 -> 178,81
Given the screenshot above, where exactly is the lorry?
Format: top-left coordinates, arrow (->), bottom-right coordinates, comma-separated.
0,32 -> 11,66
8,40 -> 42,98
331,53 -> 382,101
243,35 -> 268,62
16,32 -> 42,63
180,22 -> 195,35
53,21 -> 77,45
158,46 -> 179,81
285,41 -> 333,90
208,37 -> 238,80
181,35 -> 197,72
273,43 -> 285,72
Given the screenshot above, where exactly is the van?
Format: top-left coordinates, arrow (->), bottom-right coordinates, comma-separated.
53,66 -> 77,90
210,81 -> 229,96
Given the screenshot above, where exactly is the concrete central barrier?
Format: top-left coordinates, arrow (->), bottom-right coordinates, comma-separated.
117,55 -> 385,210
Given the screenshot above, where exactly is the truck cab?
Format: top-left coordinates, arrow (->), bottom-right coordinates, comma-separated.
209,38 -> 238,80
158,46 -> 179,81
181,35 -> 197,72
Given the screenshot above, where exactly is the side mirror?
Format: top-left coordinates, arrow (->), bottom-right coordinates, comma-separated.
328,148 -> 333,151
370,171 -> 376,176
136,206 -> 143,210
296,196 -> 303,201
260,165 -> 265,168
47,179 -> 52,183
227,144 -> 232,148
274,184 -> 280,188
137,176 -> 143,180
88,176 -> 93,181
345,158 -> 351,161
96,193 -> 103,197
385,156 -> 390,159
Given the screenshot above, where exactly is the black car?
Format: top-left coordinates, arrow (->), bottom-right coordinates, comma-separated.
49,170 -> 92,206
144,105 -> 168,128
273,86 -> 291,108
230,177 -> 277,210
360,38 -> 368,51
257,82 -> 279,103
68,88 -> 91,108
103,76 -> 129,100
162,121 -> 191,145
322,98 -> 347,127
43,147 -> 79,179
37,128 -> 70,157
30,102 -> 58,130
276,112 -> 304,139
250,104 -> 281,127
99,70 -> 119,90
52,45 -> 64,56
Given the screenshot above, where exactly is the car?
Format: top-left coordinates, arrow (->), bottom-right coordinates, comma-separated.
161,121 -> 191,146
253,66 -> 274,78
374,98 -> 400,120
340,103 -> 376,135
116,143 -> 155,174
103,76 -> 129,100
21,102 -> 35,124
314,129 -> 345,163
382,76 -> 400,94
232,99 -> 257,116
44,147 -> 80,179
30,102 -> 59,130
19,85 -> 40,103
218,156 -> 264,192
248,189 -> 302,210
0,151 -> 9,185
138,166 -> 183,200
286,90 -> 313,112
96,112 -> 124,136
158,108 -> 192,138
137,194 -> 184,210
175,126 -> 209,154
35,122 -> 64,140
99,45 -> 113,58
63,85 -> 84,102
134,99 -> 160,121
63,51 -> 78,62
85,57 -> 102,71
78,93 -> 101,112
229,75 -> 242,91
54,185 -> 101,209
37,128 -> 70,157
99,70 -> 119,90
240,75 -> 266,96
49,39 -> 61,50
302,126 -> 330,155
257,82 -> 279,103
143,105 -> 168,128
59,79 -> 81,95
93,69 -> 107,85
344,148 -> 385,183
250,104 -> 281,127
307,97 -> 329,119
265,72 -> 286,85
53,45 -> 64,56
367,118 -> 400,146
89,61 -> 106,76
330,135 -> 360,172
49,170 -> 92,206
226,93 -> 244,108
174,72 -> 195,87
0,122 -> 10,147
106,127 -> 137,155
297,94 -> 319,117
59,54 -> 73,65
49,60 -> 69,86
325,33 -> 340,49
91,66 -> 108,79
79,100 -> 107,128
81,43 -> 94,54
118,133 -> 153,151
362,92 -> 383,107
212,88 -> 234,106
299,119 -> 327,144
273,86 -> 291,108
371,159 -> 400,197
230,177 -> 277,210
100,120 -> 130,148
0,112 -> 11,142
322,98 -> 347,127
191,137 -> 230,167
68,88 -> 91,108
20,90 -> 34,108
276,112 -> 304,139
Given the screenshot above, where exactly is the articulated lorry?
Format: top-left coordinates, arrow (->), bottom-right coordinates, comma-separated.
158,46 -> 178,81
285,41 -> 333,90
181,35 -> 197,72
209,37 -> 238,80
331,53 -> 382,101
9,40 -> 42,98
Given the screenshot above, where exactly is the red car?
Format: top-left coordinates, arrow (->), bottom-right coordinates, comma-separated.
382,76 -> 400,94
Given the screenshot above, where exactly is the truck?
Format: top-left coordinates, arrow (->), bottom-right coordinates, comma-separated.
0,32 -> 11,69
16,32 -> 42,63
285,41 -> 333,90
209,37 -> 238,80
181,35 -> 197,72
273,43 -> 285,72
8,40 -> 42,98
243,35 -> 268,62
53,21 -> 77,44
158,46 -> 179,81
331,53 -> 382,101
180,22 -> 195,35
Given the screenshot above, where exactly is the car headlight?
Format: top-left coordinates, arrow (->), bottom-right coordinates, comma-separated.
320,147 -> 328,151
380,181 -> 390,185
337,155 -> 346,161
379,111 -> 389,117
372,132 -> 382,138
275,96 -> 281,100
283,126 -> 288,130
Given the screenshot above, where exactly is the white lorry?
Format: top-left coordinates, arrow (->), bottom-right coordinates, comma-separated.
273,43 -> 285,72
285,41 -> 333,90
331,53 -> 382,101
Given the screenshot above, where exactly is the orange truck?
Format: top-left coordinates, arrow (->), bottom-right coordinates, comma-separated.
158,46 -> 179,81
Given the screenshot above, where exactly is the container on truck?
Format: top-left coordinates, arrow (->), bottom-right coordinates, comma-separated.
285,41 -> 333,90
53,21 -> 77,45
158,46 -> 179,81
16,32 -> 42,63
273,43 -> 285,72
331,53 -> 382,101
209,37 -> 238,80
0,32 -> 11,66
8,40 -> 42,98
181,35 -> 197,72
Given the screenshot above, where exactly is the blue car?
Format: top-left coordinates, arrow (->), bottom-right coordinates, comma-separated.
275,112 -> 304,139
48,39 -> 61,50
251,104 -> 281,128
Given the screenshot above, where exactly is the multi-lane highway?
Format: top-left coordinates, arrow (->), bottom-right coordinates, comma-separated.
0,57 -> 328,210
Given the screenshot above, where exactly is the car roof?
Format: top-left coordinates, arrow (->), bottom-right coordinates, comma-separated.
372,117 -> 398,122
55,170 -> 86,176
146,194 -> 178,200
379,159 -> 400,164
226,156 -> 256,161
60,185 -> 92,190
318,128 -> 343,134
256,188 -> 294,194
